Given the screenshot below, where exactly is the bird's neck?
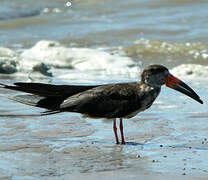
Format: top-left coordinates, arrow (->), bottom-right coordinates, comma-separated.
141,79 -> 162,90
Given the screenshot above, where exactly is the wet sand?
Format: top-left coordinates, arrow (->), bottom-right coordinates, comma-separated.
0,81 -> 207,180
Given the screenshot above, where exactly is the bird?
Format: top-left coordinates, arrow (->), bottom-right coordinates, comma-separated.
0,64 -> 203,144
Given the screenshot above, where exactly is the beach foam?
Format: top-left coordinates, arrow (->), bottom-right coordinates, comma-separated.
0,41 -> 139,81
125,38 -> 208,63
1,40 -> 208,83
21,40 -> 136,73
171,64 -> 208,80
0,45 -> 51,77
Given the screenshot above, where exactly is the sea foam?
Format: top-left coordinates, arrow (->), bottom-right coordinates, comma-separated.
0,40 -> 138,81
171,64 -> 208,80
21,40 -> 136,73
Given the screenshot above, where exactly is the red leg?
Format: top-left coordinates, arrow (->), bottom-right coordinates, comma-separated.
120,118 -> 125,144
113,119 -> 119,144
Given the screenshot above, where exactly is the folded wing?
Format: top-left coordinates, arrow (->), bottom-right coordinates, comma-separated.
0,82 -> 99,111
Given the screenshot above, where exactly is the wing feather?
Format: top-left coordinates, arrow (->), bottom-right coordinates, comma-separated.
0,82 -> 99,97
59,83 -> 144,118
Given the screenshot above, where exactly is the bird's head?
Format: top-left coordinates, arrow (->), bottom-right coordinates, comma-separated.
141,64 -> 203,104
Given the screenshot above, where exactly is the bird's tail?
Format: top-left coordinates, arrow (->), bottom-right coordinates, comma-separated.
0,82 -> 98,97
0,94 -> 63,115
0,82 -> 99,114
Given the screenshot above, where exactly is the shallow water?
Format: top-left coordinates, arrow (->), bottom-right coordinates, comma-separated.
0,78 -> 207,179
0,0 -> 208,179
1,0 -> 208,48
1,0 -> 208,74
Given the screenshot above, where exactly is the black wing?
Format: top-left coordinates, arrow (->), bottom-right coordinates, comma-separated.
0,82 -> 100,110
55,83 -> 145,118
0,82 -> 99,97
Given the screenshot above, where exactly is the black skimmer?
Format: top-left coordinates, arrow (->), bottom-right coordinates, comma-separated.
0,65 -> 203,144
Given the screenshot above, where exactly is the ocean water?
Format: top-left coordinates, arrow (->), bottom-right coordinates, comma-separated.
0,0 -> 208,179
0,0 -> 208,76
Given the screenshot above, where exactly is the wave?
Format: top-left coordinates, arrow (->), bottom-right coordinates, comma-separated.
125,38 -> 208,64
171,64 -> 208,80
0,9 -> 40,21
1,40 -> 208,82
21,40 -> 136,71
0,40 -> 137,79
